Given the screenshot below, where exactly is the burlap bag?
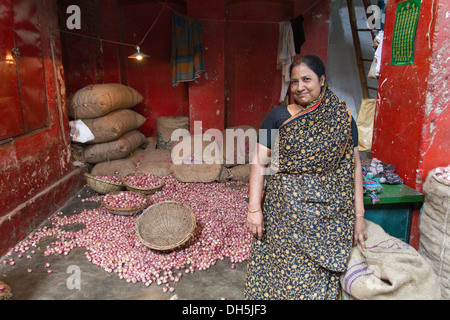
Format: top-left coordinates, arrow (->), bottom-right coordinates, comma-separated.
221,125 -> 256,167
419,168 -> 450,299
138,162 -> 171,177
217,166 -> 230,182
356,99 -> 376,152
68,83 -> 143,119
171,134 -> 221,165
137,148 -> 172,177
91,158 -> 137,178
141,148 -> 172,164
170,163 -> 222,183
82,109 -> 146,144
83,130 -> 146,163
169,134 -> 222,182
127,148 -> 145,166
229,164 -> 250,182
156,116 -> 189,150
340,220 -> 441,300
145,136 -> 157,149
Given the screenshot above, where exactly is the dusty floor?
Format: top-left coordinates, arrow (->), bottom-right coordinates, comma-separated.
0,185 -> 248,300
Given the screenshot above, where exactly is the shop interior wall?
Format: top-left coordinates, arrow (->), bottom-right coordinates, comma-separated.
372,0 -> 449,248
0,0 -> 85,257
0,0 -> 331,257
59,0 -> 331,136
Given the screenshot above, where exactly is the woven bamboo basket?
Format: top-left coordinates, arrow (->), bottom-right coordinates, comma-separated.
85,172 -> 124,194
123,172 -> 165,195
0,281 -> 12,300
101,191 -> 149,216
136,201 -> 196,251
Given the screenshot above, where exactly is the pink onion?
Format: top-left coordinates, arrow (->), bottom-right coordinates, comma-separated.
3,176 -> 253,293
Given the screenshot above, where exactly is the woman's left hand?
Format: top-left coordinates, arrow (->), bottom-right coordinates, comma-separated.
353,216 -> 367,250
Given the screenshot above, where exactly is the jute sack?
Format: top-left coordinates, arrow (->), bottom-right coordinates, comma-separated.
170,163 -> 222,183
145,136 -> 157,150
137,148 -> 172,177
127,148 -> 145,166
221,125 -> 256,167
83,130 -> 146,164
229,164 -> 250,182
91,158 -> 137,178
217,166 -> 230,182
340,220 -> 441,300
170,134 -> 222,182
138,162 -> 171,177
82,109 -> 146,144
156,116 -> 189,150
141,148 -> 173,165
171,134 -> 221,165
356,99 -> 376,152
419,168 -> 450,299
68,83 -> 143,119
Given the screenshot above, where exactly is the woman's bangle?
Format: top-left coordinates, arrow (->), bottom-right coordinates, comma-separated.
248,208 -> 261,213
355,214 -> 365,218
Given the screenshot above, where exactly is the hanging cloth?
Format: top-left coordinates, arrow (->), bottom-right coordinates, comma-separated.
171,12 -> 205,87
277,21 -> 296,102
290,15 -> 305,54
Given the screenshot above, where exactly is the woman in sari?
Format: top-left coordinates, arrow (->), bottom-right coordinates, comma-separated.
245,55 -> 366,300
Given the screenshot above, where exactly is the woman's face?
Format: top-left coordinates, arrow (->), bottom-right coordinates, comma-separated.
290,63 -> 325,107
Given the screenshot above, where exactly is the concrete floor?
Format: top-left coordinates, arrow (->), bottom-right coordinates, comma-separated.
0,186 -> 247,300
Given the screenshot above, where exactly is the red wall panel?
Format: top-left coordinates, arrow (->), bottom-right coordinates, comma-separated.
0,28 -> 24,140
224,0 -> 288,129
13,0 -> 48,131
0,0 -> 81,257
122,1 -> 190,137
372,0 -> 449,248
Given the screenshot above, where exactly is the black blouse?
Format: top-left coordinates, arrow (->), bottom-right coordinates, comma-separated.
258,105 -> 359,150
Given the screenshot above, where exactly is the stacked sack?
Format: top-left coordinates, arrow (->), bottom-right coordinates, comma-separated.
69,83 -> 147,174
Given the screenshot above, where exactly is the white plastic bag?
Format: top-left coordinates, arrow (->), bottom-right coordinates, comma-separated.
69,120 -> 95,143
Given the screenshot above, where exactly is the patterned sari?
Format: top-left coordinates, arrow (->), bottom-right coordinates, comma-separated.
245,86 -> 355,300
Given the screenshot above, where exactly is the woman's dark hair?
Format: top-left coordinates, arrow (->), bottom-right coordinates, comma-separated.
289,54 -> 326,79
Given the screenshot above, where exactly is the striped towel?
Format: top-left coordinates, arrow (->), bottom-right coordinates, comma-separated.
171,12 -> 205,87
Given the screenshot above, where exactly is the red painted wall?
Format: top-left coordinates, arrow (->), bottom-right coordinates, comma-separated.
58,0 -> 331,135
0,0 -> 84,257
372,0 -> 449,248
189,0 -> 331,132
188,0 -> 226,133
122,1 -> 190,138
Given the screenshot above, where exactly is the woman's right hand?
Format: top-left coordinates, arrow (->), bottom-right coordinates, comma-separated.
246,209 -> 265,239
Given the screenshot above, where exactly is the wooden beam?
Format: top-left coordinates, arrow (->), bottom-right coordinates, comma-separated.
346,0 -> 370,99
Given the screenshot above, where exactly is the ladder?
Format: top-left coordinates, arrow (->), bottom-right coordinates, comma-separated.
346,0 -> 379,99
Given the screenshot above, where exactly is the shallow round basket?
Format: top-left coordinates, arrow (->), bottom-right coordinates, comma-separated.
136,201 -> 196,251
101,191 -> 149,216
85,172 -> 124,194
0,281 -> 13,300
123,172 -> 165,195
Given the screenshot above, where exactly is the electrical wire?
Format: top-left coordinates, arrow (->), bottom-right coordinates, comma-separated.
59,0 -> 324,48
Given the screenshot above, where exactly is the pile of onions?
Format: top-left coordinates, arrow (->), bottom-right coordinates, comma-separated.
103,191 -> 147,209
2,176 -> 253,292
124,173 -> 163,189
